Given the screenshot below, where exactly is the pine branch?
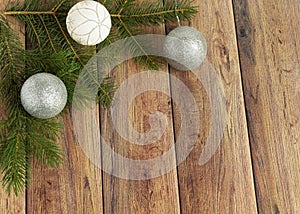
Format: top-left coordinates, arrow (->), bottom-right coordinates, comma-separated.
4,0 -> 197,72
111,0 -> 197,26
0,15 -> 65,195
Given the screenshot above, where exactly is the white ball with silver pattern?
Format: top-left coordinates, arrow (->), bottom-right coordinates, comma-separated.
163,26 -> 207,71
21,73 -> 68,119
66,0 -> 112,46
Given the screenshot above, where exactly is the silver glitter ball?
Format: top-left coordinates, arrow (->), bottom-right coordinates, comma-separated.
21,73 -> 68,119
163,26 -> 207,71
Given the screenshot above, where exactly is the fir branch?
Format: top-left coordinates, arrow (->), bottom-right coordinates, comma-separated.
4,0 -> 197,72
118,17 -> 160,69
0,120 -> 28,196
0,15 -> 65,195
38,14 -> 57,52
111,0 -> 197,26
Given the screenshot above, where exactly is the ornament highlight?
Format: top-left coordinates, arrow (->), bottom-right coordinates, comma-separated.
163,26 -> 207,71
21,73 -> 68,119
66,0 -> 112,46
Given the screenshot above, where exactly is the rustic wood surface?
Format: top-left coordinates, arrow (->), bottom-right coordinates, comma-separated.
233,0 -> 300,213
0,0 -> 299,213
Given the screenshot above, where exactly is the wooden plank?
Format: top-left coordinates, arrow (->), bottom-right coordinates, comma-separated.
101,62 -> 181,213
101,66 -> 181,213
100,4 -> 180,214
233,0 -> 300,212
0,0 -> 26,213
168,0 -> 258,213
27,109 -> 103,214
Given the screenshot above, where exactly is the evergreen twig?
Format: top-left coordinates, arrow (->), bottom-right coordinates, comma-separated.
0,14 -> 64,195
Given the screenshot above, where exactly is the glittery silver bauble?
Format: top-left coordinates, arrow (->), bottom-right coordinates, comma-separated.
163,26 -> 207,71
21,73 -> 68,119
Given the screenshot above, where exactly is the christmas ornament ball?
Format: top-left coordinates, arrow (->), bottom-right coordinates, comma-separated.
66,0 -> 111,46
21,73 -> 68,119
163,26 -> 207,71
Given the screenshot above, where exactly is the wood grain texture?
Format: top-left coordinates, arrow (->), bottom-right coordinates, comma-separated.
168,0 -> 258,213
233,0 -> 300,213
0,0 -> 26,213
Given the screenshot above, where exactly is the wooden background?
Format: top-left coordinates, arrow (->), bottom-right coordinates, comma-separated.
1,0 -> 300,213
